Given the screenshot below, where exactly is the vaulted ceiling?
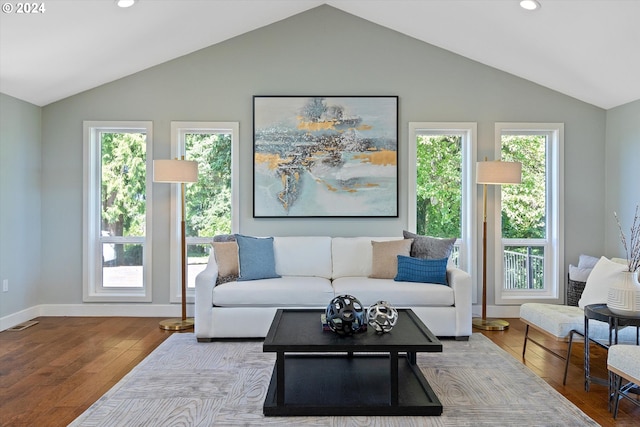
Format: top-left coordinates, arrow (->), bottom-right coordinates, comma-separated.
1,0 -> 638,109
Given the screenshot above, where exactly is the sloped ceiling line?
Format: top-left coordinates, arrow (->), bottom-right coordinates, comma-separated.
0,1 -> 638,109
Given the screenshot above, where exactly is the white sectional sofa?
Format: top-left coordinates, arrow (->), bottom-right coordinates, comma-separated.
195,236 -> 472,341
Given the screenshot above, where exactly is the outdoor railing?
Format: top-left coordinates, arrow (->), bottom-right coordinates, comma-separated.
503,249 -> 544,290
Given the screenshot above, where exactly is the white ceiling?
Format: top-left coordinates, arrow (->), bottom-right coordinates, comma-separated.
1,0 -> 638,109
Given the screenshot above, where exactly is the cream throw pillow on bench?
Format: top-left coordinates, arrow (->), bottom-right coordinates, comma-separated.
578,256 -> 627,309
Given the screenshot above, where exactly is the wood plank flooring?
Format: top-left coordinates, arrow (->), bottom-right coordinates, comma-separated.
1,317 -> 638,426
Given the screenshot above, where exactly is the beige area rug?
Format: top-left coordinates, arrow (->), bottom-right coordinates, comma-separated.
70,333 -> 597,426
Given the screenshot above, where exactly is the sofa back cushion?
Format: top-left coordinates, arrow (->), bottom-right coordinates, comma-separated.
273,236 -> 332,279
332,237 -> 402,279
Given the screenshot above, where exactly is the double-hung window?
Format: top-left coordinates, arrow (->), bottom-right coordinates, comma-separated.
83,121 -> 153,301
169,122 -> 239,303
408,122 -> 477,281
494,123 -> 564,303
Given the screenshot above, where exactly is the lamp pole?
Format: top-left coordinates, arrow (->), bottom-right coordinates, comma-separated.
473,159 -> 522,331
154,157 -> 198,331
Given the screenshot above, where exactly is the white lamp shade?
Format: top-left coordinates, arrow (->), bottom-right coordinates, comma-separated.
153,159 -> 198,183
476,160 -> 522,185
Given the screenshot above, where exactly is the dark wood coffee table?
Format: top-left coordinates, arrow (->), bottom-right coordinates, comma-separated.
262,308 -> 443,416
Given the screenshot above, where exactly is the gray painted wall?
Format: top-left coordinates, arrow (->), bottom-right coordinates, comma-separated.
4,5 -> 630,320
605,100 -> 640,258
0,94 -> 42,319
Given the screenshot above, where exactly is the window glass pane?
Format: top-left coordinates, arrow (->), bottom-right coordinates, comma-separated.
504,245 -> 545,290
185,133 -> 232,237
496,124 -> 562,301
500,135 -> 546,239
449,246 -> 460,269
102,238 -> 117,265
415,134 -> 462,238
84,122 -> 151,301
100,132 -> 147,238
187,243 -> 211,288
102,243 -> 143,287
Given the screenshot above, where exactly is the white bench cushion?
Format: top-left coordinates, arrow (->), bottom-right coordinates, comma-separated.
608,345 -> 640,384
520,302 -> 639,343
212,276 -> 333,307
332,276 -> 454,307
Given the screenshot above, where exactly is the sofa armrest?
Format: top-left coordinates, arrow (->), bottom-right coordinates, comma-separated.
447,267 -> 473,337
194,253 -> 218,339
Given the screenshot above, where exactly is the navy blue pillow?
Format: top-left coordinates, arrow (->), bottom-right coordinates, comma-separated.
235,234 -> 280,281
394,255 -> 448,285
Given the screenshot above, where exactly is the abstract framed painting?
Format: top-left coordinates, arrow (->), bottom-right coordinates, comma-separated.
253,96 -> 398,218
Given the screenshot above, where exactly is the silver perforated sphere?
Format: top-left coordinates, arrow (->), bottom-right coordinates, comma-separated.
367,300 -> 398,333
326,294 -> 366,336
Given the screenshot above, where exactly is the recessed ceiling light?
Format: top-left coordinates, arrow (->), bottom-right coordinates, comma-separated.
117,0 -> 136,8
520,0 -> 541,11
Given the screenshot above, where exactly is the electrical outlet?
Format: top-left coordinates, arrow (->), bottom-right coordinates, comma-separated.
2,279 -> 7,292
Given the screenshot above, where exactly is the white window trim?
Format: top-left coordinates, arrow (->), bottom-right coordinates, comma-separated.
82,121 -> 153,302
168,121 -> 239,304
494,123 -> 564,304
408,122 -> 478,303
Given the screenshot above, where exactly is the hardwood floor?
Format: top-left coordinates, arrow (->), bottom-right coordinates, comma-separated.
1,317 -> 638,426
0,317 -> 174,427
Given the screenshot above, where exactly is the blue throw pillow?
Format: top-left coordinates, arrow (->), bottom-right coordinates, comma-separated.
394,255 -> 448,285
235,234 -> 280,281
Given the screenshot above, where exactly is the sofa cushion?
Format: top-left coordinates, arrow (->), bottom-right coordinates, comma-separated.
332,237 -> 402,278
403,230 -> 456,259
235,234 -> 280,281
395,255 -> 448,285
578,256 -> 626,309
332,276 -> 454,307
213,242 -> 239,284
274,236 -> 332,279
212,276 -> 334,307
369,239 -> 412,279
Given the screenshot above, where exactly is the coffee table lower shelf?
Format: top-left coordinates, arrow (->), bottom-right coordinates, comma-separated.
263,354 -> 442,416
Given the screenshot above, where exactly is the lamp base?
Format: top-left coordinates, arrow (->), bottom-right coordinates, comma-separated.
159,317 -> 194,331
472,318 -> 509,331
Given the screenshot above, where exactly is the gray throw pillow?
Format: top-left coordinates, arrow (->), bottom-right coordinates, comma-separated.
403,230 -> 456,259
213,234 -> 236,242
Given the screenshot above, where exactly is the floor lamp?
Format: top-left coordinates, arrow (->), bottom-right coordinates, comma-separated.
473,159 -> 522,331
154,158 -> 199,331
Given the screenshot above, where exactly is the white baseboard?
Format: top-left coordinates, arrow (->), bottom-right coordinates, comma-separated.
3,303 -> 521,332
472,304 -> 521,319
0,306 -> 41,332
0,303 -> 192,332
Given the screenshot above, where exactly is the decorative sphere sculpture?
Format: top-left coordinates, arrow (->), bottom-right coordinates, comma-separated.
326,294 -> 366,336
367,300 -> 398,333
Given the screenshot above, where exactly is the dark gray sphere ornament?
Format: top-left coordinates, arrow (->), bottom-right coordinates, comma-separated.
367,300 -> 398,333
326,294 -> 366,336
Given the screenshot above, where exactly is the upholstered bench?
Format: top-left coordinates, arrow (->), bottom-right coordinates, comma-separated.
608,345 -> 640,419
521,303 -> 591,384
520,255 -> 636,384
521,302 -> 640,384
